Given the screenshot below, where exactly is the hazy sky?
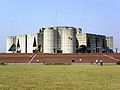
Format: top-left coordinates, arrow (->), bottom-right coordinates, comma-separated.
0,0 -> 120,52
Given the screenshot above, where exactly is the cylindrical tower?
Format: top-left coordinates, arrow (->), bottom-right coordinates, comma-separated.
43,28 -> 57,53
61,27 -> 76,53
76,28 -> 82,35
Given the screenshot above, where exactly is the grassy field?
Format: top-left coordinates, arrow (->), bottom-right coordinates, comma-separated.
0,64 -> 120,90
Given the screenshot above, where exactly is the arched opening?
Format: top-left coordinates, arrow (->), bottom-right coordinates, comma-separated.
80,45 -> 87,53
72,60 -> 75,63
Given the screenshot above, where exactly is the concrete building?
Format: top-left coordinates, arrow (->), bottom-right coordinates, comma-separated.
44,26 -> 77,53
106,36 -> 113,51
27,32 -> 43,53
6,31 -> 43,53
6,36 -> 16,53
76,33 -> 107,53
6,26 -> 113,53
16,34 -> 27,53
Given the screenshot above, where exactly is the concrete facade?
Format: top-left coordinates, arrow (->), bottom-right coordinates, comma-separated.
6,26 -> 113,53
43,28 -> 56,53
77,33 -> 107,53
6,36 -> 16,53
16,34 -> 27,53
61,27 -> 76,53
43,26 -> 77,53
106,36 -> 113,50
27,33 -> 38,53
6,32 -> 43,53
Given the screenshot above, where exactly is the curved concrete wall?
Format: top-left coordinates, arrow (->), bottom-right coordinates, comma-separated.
43,27 -> 76,53
61,27 -> 76,53
43,28 -> 57,53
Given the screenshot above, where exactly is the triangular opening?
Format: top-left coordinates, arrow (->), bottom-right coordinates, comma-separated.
33,37 -> 37,47
17,39 -> 20,48
8,44 -> 16,51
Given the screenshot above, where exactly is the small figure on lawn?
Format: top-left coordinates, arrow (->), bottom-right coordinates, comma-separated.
100,60 -> 103,66
96,60 -> 99,64
91,62 -> 93,65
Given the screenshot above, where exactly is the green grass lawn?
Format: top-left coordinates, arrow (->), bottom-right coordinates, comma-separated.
0,64 -> 120,90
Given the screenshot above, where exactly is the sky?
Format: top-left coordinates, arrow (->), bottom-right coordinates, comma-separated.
0,0 -> 120,52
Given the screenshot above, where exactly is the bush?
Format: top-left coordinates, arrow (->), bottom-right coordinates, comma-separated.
116,60 -> 120,65
0,63 -> 7,65
44,63 -> 71,65
53,63 -> 71,65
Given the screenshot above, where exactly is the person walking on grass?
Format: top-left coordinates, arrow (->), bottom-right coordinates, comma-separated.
100,60 -> 103,66
96,60 -> 99,64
